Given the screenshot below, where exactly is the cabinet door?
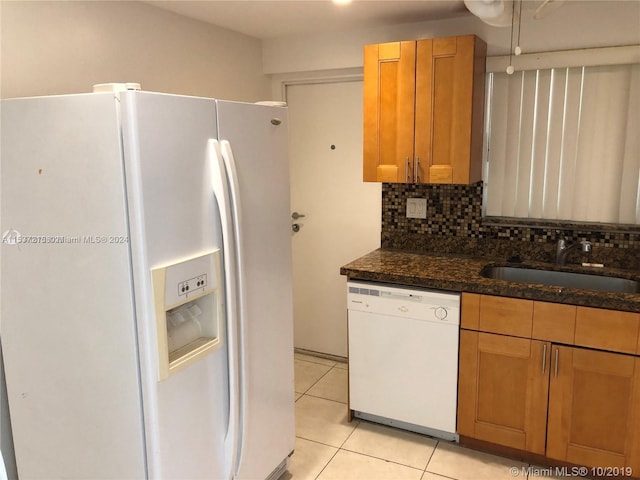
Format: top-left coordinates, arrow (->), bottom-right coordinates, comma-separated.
415,35 -> 485,184
547,346 -> 640,470
458,330 -> 550,454
363,41 -> 416,182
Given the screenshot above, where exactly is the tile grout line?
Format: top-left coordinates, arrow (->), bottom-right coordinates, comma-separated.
423,439 -> 440,474
421,452 -> 460,480
338,445 -> 431,474
294,354 -> 348,372
311,420 -> 361,480
294,433 -> 343,450
337,418 -> 445,475
313,447 -> 341,480
305,362 -> 349,403
329,415 -> 433,477
303,392 -> 347,404
300,384 -> 360,480
338,415 -> 360,450
292,393 -> 350,480
424,471 -> 458,480
289,432 -> 340,480
294,354 -> 338,368
302,364 -> 347,401
296,391 -> 347,408
295,360 -> 335,396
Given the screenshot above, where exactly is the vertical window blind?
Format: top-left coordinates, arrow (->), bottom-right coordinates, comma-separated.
484,63 -> 640,224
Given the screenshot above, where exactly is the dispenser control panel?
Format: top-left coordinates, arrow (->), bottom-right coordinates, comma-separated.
163,253 -> 218,307
178,274 -> 207,296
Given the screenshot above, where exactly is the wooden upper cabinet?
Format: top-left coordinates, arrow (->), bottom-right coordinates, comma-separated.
363,35 -> 486,184
363,41 -> 416,183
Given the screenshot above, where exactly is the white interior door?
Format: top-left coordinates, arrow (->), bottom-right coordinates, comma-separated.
287,80 -> 381,358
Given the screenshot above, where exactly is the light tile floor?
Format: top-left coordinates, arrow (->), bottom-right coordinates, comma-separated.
283,353 -> 573,480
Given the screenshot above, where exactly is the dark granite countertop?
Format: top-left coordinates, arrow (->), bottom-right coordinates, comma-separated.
340,248 -> 640,313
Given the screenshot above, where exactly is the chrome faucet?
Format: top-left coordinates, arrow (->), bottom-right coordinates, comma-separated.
556,237 -> 592,265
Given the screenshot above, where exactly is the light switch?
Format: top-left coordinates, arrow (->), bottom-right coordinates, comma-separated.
406,198 -> 427,219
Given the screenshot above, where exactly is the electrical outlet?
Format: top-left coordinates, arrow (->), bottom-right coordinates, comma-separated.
406,198 -> 427,219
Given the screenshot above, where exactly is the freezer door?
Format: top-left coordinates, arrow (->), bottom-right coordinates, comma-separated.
216,100 -> 295,480
0,94 -> 146,478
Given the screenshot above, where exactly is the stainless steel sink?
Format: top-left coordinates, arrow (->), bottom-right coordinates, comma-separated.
481,266 -> 640,294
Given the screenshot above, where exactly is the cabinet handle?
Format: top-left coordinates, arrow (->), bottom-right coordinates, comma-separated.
554,348 -> 559,377
414,157 -> 420,183
541,344 -> 547,373
405,157 -> 411,183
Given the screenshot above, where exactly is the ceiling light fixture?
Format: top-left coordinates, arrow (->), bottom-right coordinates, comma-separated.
463,0 -> 513,27
332,0 -> 352,4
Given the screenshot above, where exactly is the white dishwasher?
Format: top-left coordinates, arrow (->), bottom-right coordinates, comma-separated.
347,280 -> 460,441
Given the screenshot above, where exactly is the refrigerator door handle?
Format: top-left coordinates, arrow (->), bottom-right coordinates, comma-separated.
209,139 -> 241,480
219,139 -> 248,474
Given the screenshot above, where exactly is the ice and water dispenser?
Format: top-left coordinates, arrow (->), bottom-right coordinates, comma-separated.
152,250 -> 223,380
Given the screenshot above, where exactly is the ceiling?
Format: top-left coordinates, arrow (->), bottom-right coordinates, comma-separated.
144,0 -> 472,40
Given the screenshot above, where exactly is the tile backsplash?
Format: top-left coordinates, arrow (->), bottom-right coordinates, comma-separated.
381,182 -> 640,271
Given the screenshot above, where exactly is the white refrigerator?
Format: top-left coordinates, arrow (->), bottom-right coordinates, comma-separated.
0,90 -> 295,479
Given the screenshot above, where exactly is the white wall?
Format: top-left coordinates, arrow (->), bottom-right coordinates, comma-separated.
0,0 -> 271,101
0,3 -> 270,477
264,1 -> 640,77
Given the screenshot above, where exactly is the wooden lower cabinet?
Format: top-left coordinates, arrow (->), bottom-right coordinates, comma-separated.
458,330 -> 550,454
458,329 -> 640,471
547,346 -> 640,472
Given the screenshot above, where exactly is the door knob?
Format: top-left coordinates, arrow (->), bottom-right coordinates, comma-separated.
291,212 -> 306,220
292,223 -> 301,232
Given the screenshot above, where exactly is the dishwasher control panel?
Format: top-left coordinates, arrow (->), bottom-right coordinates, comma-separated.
347,281 -> 460,324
